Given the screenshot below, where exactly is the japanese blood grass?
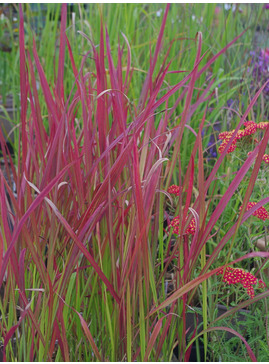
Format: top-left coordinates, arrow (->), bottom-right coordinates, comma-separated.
4,4 -> 264,162
0,3 -> 269,362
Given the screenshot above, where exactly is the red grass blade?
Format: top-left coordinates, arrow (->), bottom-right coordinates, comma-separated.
56,301 -> 70,361
75,310 -> 102,361
19,248 -> 26,292
143,318 -> 163,361
106,27 -> 126,133
19,4 -> 28,168
56,3 -> 67,101
32,38 -> 60,125
121,32 -> 131,92
139,4 -> 170,110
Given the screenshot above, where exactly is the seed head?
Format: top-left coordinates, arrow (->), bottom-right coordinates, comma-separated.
167,185 -> 180,196
262,154 -> 269,164
169,215 -> 180,235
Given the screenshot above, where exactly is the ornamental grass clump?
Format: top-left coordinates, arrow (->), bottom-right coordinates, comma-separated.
1,4 -> 269,362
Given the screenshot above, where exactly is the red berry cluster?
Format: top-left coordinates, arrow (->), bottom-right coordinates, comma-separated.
218,121 -> 269,159
239,202 -> 269,221
263,154 -> 269,164
185,218 -> 196,235
170,216 -> 180,235
167,184 -> 180,196
218,133 -> 237,153
256,121 -> 269,130
169,216 -> 196,236
242,121 -> 258,136
167,185 -> 196,236
217,267 -> 266,299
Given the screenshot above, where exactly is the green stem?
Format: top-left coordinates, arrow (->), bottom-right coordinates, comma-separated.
201,245 -> 208,361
